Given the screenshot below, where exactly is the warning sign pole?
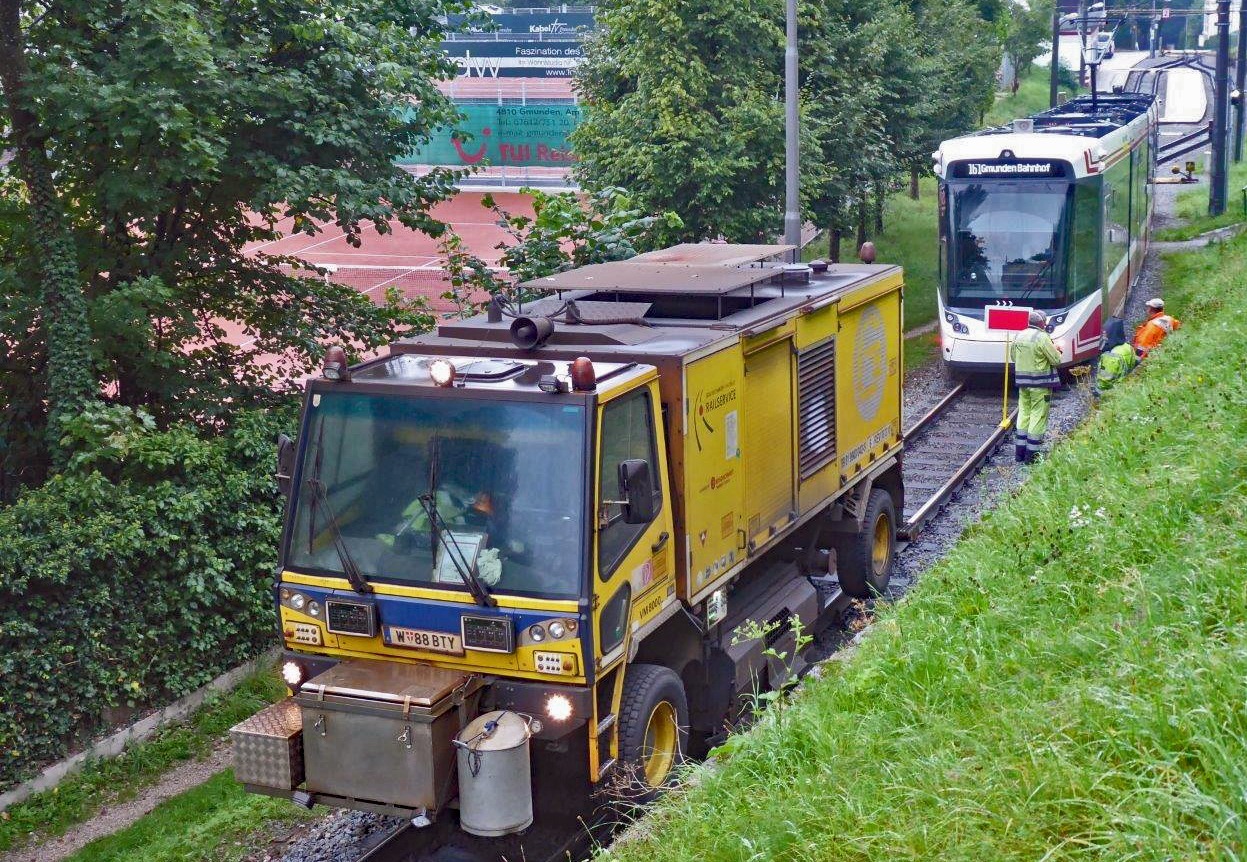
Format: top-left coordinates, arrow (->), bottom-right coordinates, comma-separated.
1000,334 -> 1012,429
984,305 -> 1033,431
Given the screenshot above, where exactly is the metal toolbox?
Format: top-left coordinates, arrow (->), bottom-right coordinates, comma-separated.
295,659 -> 481,812
230,699 -> 304,790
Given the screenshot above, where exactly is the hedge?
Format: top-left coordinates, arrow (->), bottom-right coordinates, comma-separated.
0,407 -> 292,792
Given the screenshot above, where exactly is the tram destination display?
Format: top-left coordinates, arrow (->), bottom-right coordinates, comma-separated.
949,159 -> 1071,179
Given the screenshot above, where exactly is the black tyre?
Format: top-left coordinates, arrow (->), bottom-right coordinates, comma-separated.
616,663 -> 688,801
833,488 -> 895,599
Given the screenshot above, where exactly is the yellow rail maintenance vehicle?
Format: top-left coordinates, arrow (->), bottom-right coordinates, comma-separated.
232,244 -> 905,837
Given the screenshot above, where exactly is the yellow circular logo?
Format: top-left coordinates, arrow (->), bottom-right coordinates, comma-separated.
853,307 -> 887,422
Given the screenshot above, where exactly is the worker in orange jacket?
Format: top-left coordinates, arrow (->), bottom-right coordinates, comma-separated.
1134,298 -> 1181,356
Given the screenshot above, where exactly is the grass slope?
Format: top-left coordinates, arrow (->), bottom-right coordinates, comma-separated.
1156,158 -> 1247,241
0,670 -> 285,852
984,64 -> 1062,128
602,237 -> 1247,860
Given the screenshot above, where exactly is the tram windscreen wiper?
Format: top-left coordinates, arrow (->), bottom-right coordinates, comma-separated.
417,492 -> 496,608
305,420 -> 372,595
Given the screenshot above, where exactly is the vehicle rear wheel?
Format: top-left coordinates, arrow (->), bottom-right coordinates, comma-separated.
616,663 -> 688,802
833,488 -> 895,599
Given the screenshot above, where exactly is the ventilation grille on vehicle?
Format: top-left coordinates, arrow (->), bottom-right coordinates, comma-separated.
797,338 -> 837,478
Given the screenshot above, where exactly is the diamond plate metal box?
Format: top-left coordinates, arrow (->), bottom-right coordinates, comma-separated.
230,698 -> 304,790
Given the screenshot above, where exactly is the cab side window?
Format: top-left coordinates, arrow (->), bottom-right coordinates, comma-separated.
597,390 -> 661,578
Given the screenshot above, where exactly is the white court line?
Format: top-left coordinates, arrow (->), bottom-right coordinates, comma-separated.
300,252 -> 444,262
360,268 -> 427,296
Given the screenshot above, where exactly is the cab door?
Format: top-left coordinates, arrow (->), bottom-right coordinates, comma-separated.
592,378 -> 676,672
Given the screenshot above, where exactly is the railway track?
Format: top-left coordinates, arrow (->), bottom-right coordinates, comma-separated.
899,381 -> 1018,540
353,813 -> 595,862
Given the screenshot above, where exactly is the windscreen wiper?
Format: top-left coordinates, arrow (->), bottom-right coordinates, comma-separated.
418,493 -> 495,608
307,478 -> 373,595
305,420 -> 372,595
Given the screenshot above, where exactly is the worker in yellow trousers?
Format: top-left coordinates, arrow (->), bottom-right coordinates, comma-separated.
1011,310 -> 1061,463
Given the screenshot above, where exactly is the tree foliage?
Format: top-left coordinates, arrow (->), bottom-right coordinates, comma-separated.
1002,0 -> 1055,79
571,0 -> 786,243
439,187 -> 683,315
0,406 -> 291,791
0,0 -> 474,491
573,0 -> 1015,247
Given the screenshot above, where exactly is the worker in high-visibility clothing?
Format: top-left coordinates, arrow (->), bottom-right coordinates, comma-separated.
1096,318 -> 1140,393
1011,309 -> 1061,463
1133,297 -> 1181,356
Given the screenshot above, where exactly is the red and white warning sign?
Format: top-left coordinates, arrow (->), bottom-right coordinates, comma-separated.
985,305 -> 1033,332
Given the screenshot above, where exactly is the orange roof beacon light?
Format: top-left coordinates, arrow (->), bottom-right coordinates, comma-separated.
322,346 -> 351,382
570,357 -> 596,392
858,242 -> 878,264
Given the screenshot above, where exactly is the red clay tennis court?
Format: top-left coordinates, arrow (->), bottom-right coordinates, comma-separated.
245,191 -> 538,314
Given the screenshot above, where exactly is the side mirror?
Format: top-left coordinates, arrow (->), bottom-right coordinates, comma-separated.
618,459 -> 655,525
276,434 -> 295,497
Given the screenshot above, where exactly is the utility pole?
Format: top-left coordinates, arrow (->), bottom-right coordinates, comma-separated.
1050,3 -> 1061,107
782,0 -> 800,255
1235,0 -> 1247,160
1211,0 -> 1231,216
1078,0 -> 1088,88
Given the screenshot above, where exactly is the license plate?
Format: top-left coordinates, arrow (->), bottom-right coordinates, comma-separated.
389,626 -> 463,654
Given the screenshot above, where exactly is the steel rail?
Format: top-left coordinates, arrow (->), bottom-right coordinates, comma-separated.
353,817 -> 594,862
900,402 -> 1017,541
902,381 -> 966,441
357,823 -> 418,862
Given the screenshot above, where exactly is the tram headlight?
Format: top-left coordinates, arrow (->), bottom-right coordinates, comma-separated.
953,321 -> 969,334
944,311 -> 956,324
545,693 -> 574,722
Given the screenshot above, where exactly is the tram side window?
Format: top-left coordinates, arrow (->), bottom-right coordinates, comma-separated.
1069,180 -> 1101,302
1102,160 -> 1130,287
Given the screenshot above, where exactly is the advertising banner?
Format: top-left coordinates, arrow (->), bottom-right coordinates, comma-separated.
442,7 -> 594,77
402,104 -> 582,168
446,9 -> 595,37
447,42 -> 584,79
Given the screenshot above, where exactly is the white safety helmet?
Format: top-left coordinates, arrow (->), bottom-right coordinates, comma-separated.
1145,297 -> 1164,310
1028,309 -> 1048,328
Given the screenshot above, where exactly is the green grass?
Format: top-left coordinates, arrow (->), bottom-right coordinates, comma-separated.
984,63 -> 1066,128
902,330 -> 940,374
0,668 -> 286,853
803,176 -> 940,334
64,771 -> 318,862
1155,158 -> 1247,241
602,236 -> 1247,859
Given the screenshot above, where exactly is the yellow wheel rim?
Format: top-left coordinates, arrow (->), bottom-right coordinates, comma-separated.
641,701 -> 679,787
871,511 -> 892,577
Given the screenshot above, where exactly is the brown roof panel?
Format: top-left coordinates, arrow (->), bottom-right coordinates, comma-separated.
627,243 -> 795,267
521,262 -> 778,295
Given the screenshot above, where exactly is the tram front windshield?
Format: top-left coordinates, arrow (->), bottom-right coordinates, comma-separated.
947,182 -> 1072,310
286,390 -> 587,600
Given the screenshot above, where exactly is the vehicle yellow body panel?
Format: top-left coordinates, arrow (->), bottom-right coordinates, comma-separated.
670,266 -> 904,604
